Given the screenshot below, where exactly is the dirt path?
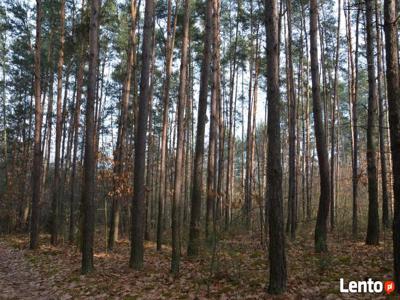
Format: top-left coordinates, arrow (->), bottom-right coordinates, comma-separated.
0,241 -> 58,300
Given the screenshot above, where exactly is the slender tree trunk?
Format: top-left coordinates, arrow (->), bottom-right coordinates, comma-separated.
81,0 -> 100,274
265,0 -> 287,294
318,17 -> 329,142
2,39 -> 6,193
130,0 -> 154,270
43,47 -> 54,188
217,114 -> 224,223
375,0 -> 390,229
297,10 -> 305,222
30,0 -> 43,250
187,0 -> 212,257
225,0 -> 239,231
353,6 -> 360,238
108,0 -> 138,251
286,0 -> 296,239
51,0 -> 65,245
213,0 -> 222,228
248,33 -> 259,231
171,0 -> 190,275
94,57 -> 105,157
68,2 -> 87,245
206,0 -> 219,236
300,2 -> 311,222
183,55 -> 193,227
69,50 -> 84,243
41,24 -> 54,192
330,0 -> 341,231
310,0 -> 331,253
244,0 -> 255,229
383,0 -> 400,290
157,0 -> 178,251
59,67 -> 71,239
145,22 -> 156,242
365,0 -> 380,245
344,0 -> 359,238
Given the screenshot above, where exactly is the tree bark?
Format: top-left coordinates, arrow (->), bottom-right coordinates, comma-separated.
310,0 -> 331,253
329,0 -> 341,231
344,0 -> 360,238
375,0 -> 390,229
206,0 -> 220,237
286,0 -> 297,239
265,0 -> 287,294
129,0 -> 154,270
171,0 -> 190,275
81,0 -> 100,274
365,0 -> 380,245
224,0 -> 240,231
213,0 -> 222,227
51,0 -> 65,245
145,21 -> 156,242
157,0 -> 178,251
1,37 -> 6,195
300,2 -> 312,222
383,0 -> 400,290
187,0 -> 212,257
58,66 -> 71,239
30,0 -> 43,250
43,44 -> 54,188
69,49 -> 85,243
108,0 -> 138,251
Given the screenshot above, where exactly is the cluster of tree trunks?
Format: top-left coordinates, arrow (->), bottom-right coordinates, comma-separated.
20,0 -> 400,294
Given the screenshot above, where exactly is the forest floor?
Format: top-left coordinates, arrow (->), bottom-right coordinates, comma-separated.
0,223 -> 394,299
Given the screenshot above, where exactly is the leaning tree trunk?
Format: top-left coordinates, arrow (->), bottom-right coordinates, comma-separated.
310,0 -> 331,253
